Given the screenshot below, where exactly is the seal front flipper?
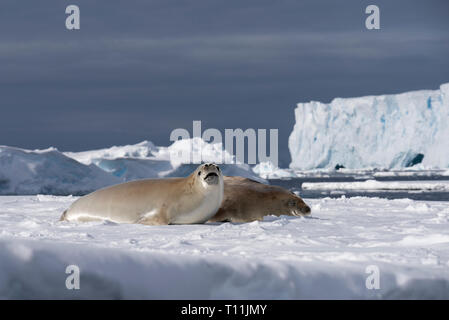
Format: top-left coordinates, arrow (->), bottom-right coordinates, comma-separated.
137,210 -> 169,226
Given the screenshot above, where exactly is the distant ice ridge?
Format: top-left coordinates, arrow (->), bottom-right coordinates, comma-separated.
0,139 -> 264,195
65,138 -> 264,182
302,180 -> 449,191
0,146 -> 119,195
289,83 -> 449,170
252,161 -> 294,179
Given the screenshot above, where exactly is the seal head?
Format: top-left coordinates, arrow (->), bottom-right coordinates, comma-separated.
197,163 -> 221,186
209,176 -> 311,223
284,191 -> 311,216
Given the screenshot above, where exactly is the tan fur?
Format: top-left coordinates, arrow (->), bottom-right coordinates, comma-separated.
209,176 -> 311,223
60,164 -> 223,225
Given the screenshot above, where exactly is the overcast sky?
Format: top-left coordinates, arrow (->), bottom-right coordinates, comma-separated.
1,0 -> 448,166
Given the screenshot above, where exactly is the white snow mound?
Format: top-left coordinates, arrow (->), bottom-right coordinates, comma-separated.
1,196 -> 449,299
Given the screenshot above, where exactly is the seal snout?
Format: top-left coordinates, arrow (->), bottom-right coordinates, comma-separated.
295,202 -> 311,216
300,205 -> 311,215
200,163 -> 221,185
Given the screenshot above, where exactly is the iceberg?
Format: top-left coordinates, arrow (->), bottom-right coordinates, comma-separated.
289,83 -> 449,170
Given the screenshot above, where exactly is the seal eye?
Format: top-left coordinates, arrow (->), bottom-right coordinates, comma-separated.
287,200 -> 296,207
198,171 -> 201,176
217,167 -> 220,171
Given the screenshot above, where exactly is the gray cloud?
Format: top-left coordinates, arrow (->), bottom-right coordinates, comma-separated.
0,0 -> 448,166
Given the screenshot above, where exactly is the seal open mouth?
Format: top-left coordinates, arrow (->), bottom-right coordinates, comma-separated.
205,172 -> 218,179
204,172 -> 219,184
292,205 -> 311,216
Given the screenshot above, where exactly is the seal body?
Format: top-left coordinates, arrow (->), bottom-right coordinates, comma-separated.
209,176 -> 311,223
60,163 -> 223,225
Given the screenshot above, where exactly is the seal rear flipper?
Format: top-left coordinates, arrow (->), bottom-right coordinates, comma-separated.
59,209 -> 68,221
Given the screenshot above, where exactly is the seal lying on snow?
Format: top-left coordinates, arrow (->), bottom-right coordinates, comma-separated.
209,176 -> 311,223
60,163 -> 224,225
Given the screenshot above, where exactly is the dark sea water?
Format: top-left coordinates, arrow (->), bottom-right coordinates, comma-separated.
269,173 -> 449,201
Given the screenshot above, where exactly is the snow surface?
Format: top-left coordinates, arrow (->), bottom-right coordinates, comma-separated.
0,139 -> 263,195
1,195 -> 449,299
289,83 -> 449,170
